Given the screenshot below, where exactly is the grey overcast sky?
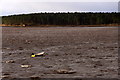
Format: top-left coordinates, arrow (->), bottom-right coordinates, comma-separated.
0,0 -> 119,16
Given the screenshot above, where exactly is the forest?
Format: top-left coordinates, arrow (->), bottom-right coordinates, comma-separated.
2,12 -> 120,26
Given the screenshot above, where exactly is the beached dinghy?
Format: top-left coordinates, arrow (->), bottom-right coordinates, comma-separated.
31,52 -> 45,57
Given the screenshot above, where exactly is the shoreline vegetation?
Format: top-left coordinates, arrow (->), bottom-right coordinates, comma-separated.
0,24 -> 119,27
1,12 -> 120,27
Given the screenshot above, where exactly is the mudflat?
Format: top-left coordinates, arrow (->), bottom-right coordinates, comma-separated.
2,27 -> 118,78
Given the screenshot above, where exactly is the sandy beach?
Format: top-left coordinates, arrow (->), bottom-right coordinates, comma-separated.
2,27 -> 118,79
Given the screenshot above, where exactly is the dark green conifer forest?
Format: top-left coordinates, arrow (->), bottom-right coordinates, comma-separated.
2,12 -> 120,26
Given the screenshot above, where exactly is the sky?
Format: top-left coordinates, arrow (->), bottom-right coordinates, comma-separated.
0,0 -> 119,16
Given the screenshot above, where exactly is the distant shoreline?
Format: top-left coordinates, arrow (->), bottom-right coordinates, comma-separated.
0,24 -> 119,27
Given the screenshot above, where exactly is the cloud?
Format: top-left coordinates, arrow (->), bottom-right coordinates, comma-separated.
1,0 -> 119,2
0,2 -> 118,16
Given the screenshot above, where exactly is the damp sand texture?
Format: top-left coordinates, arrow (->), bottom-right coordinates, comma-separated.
2,27 -> 118,78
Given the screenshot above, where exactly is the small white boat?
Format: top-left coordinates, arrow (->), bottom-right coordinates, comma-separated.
35,52 -> 45,55
31,52 -> 45,57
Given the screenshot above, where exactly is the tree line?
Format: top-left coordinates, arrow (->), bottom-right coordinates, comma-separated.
2,12 -> 120,26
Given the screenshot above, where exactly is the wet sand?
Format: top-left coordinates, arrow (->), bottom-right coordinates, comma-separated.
2,27 -> 118,78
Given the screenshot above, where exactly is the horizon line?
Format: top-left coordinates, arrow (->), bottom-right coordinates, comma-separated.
1,11 -> 119,17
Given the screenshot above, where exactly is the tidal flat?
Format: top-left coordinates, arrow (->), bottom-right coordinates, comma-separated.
2,27 -> 119,78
